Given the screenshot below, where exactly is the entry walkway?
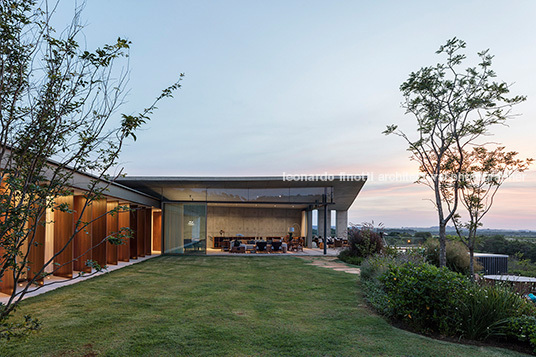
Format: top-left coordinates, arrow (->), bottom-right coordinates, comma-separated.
0,254 -> 157,304
300,256 -> 361,275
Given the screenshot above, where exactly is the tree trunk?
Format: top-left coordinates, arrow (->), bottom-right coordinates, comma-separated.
439,223 -> 447,268
469,245 -> 475,282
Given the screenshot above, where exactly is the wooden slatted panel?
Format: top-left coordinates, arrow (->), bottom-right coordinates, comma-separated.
53,196 -> 74,278
0,176 -> 14,293
117,203 -> 130,262
91,199 -> 107,267
152,211 -> 162,252
27,210 -> 46,282
129,206 -> 138,259
106,201 -> 119,265
137,208 -> 146,258
73,196 -> 92,273
144,208 -> 152,256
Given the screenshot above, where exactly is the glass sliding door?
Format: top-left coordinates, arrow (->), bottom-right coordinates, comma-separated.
164,203 -> 207,254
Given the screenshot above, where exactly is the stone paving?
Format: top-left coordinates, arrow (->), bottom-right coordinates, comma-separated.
300,256 -> 361,275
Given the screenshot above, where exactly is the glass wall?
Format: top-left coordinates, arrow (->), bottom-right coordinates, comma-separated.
164,203 -> 207,254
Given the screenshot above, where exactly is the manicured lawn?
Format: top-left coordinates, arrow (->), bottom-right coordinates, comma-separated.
1,256 -> 527,356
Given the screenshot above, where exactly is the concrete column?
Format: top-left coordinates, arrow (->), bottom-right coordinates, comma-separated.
317,208 -> 324,238
318,208 -> 331,238
326,210 -> 331,237
306,210 -> 313,247
336,210 -> 348,239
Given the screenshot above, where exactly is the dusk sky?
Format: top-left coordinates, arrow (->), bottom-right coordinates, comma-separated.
62,1 -> 535,230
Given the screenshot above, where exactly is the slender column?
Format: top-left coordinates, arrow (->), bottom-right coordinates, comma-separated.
53,195 -> 74,278
305,210 -> 313,247
106,201 -> 119,265
144,208 -> 151,256
153,211 -> 162,252
27,210 -> 46,282
137,208 -> 146,257
73,196 -> 92,273
91,199 -> 107,267
117,203 -> 130,262
0,178 -> 14,293
129,206 -> 138,259
336,210 -> 348,239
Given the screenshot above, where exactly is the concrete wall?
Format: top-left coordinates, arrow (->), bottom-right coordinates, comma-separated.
207,206 -> 302,240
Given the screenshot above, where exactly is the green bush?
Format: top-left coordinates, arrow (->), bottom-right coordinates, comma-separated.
423,238 -> 482,275
360,255 -> 397,283
347,223 -> 384,258
337,250 -> 363,266
493,315 -> 536,353
459,283 -> 533,340
380,262 -> 469,335
359,255 -> 399,314
338,223 -> 383,265
361,254 -> 535,345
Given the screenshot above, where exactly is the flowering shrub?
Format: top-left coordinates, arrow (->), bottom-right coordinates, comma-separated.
459,283 -> 534,340
495,315 -> 536,353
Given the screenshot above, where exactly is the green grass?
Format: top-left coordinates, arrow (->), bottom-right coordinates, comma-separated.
0,256 -> 527,356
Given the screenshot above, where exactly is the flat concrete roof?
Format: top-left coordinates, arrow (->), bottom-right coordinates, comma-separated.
117,175 -> 366,211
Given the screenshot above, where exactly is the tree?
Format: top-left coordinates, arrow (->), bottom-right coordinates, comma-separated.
384,38 -> 525,267
452,147 -> 532,278
0,0 -> 182,338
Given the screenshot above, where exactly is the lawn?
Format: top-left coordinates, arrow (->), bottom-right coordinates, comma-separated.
1,256 -> 527,356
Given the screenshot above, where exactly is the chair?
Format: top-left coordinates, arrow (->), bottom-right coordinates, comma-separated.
230,245 -> 245,253
221,240 -> 230,252
256,241 -> 267,252
271,241 -> 282,252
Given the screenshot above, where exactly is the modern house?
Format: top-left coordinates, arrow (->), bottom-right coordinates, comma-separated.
117,176 -> 367,254
0,173 -> 366,294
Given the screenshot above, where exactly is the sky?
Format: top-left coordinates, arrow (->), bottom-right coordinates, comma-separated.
55,1 -> 536,230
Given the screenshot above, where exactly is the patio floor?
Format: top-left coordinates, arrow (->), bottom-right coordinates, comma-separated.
206,247 -> 344,256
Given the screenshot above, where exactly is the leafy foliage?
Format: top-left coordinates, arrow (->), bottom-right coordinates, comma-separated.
384,37 -> 526,267
494,315 -> 536,353
422,238 -> 482,275
361,256 -> 534,343
459,283 -> 534,340
0,0 -> 181,337
338,222 -> 384,264
380,262 -> 469,335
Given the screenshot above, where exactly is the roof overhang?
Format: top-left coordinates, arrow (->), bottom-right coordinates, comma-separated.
116,175 -> 366,211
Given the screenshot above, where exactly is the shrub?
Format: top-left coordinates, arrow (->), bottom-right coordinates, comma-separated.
337,250 -> 363,266
360,255 -> 398,283
493,315 -> 536,353
359,255 -> 399,314
423,238 -> 482,275
380,262 -> 469,335
338,223 -> 384,264
459,283 -> 533,340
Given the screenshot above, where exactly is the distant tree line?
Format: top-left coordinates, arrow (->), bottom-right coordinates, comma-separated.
478,235 -> 536,263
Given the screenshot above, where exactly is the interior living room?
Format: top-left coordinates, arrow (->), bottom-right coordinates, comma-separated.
117,176 -> 367,255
